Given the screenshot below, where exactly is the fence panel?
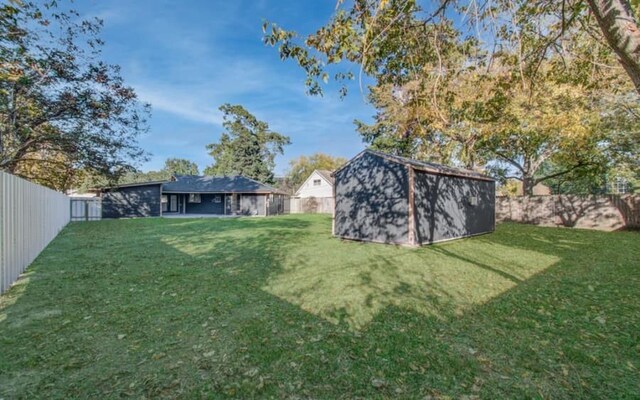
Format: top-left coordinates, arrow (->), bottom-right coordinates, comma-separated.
70,198 -> 102,221
290,197 -> 335,214
0,172 -> 70,294
496,194 -> 640,231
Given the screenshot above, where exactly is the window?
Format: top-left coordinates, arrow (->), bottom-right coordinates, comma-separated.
313,179 -> 322,186
213,195 -> 222,203
608,178 -> 631,194
188,193 -> 201,203
161,195 -> 168,212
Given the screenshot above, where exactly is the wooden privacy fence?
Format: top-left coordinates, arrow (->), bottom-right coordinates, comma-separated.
0,172 -> 71,294
71,198 -> 102,221
290,197 -> 334,214
496,194 -> 640,231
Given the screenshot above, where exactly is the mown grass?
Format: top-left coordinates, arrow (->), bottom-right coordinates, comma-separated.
0,215 -> 638,399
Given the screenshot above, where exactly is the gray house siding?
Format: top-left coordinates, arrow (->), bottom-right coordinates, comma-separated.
102,184 -> 162,218
267,194 -> 289,215
334,152 -> 409,244
414,172 -> 495,244
101,175 -> 288,218
185,194 -> 225,214
240,194 -> 266,216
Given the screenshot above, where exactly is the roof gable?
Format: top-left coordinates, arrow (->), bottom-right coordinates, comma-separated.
294,169 -> 334,195
315,170 -> 335,185
335,149 -> 494,182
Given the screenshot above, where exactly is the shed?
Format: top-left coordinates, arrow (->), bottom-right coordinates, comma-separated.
332,149 -> 495,246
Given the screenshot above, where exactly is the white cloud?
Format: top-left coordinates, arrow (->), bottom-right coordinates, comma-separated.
134,84 -> 223,125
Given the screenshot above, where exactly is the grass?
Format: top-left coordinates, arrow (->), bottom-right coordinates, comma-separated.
0,215 -> 638,399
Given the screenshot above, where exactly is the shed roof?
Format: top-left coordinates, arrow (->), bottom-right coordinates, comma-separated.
162,175 -> 284,193
335,149 -> 495,182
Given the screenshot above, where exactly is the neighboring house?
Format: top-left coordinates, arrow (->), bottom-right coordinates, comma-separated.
100,175 -> 289,218
333,149 -> 496,246
294,169 -> 334,198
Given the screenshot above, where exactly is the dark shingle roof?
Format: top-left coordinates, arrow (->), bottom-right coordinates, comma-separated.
336,149 -> 494,181
162,175 -> 283,193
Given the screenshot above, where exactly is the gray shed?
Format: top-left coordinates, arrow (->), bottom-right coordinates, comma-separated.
333,149 -> 495,246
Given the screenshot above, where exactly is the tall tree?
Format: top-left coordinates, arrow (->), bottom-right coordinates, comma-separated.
482,81 -> 608,194
204,104 -> 290,184
263,0 -> 640,194
264,0 -> 640,96
585,0 -> 640,94
163,158 -> 199,176
285,153 -> 347,189
0,1 -> 149,190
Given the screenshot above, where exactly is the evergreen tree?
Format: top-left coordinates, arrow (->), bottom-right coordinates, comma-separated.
204,104 -> 289,184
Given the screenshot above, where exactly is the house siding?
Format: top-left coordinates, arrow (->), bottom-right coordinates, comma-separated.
267,194 -> 289,215
240,194 -> 266,216
185,193 -> 225,214
102,184 -> 162,218
414,172 -> 495,244
296,171 -> 334,198
334,152 -> 409,244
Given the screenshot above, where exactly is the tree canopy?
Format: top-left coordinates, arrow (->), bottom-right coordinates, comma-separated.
264,0 -> 640,194
0,1 -> 149,190
163,158 -> 199,176
284,153 -> 347,191
204,104 -> 290,184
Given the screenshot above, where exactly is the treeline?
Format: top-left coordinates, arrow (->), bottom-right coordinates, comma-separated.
264,0 -> 640,194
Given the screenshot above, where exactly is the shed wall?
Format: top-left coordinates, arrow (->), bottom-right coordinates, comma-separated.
414,172 -> 495,244
102,184 -> 162,218
334,152 -> 409,244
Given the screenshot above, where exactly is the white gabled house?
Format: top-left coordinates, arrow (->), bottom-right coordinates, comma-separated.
294,169 -> 334,198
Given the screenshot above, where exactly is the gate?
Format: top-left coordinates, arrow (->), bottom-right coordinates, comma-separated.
70,198 -> 102,221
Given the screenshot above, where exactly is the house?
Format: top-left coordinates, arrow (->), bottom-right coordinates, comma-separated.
333,149 -> 496,246
100,175 -> 289,218
294,169 -> 334,198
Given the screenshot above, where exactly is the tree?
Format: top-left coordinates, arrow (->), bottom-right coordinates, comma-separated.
204,104 -> 290,184
163,158 -> 199,176
263,0 -> 640,194
585,0 -> 640,94
481,77 -> 611,194
285,153 -> 347,190
0,1 -> 149,190
263,0 -> 640,96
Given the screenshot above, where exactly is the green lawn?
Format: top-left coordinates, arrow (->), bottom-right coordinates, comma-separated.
0,215 -> 638,399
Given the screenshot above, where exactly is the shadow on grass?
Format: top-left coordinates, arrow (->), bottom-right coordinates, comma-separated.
0,216 -> 638,399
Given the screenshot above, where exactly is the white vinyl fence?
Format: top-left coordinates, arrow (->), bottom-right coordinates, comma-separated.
0,172 -> 70,294
71,198 -> 102,221
290,197 -> 335,214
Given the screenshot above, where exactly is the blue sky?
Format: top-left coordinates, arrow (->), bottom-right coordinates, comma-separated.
74,0 -> 375,175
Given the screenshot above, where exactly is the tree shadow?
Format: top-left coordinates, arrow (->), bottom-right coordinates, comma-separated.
335,151 -> 495,245
1,217 -> 638,399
